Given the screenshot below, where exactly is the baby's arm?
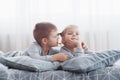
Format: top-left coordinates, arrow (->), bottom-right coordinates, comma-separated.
81,42 -> 94,54
81,42 -> 88,51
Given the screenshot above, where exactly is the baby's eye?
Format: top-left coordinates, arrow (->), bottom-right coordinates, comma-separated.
67,33 -> 73,35
76,33 -> 80,35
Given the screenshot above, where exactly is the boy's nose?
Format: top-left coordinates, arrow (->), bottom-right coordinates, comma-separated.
57,36 -> 60,42
57,36 -> 59,39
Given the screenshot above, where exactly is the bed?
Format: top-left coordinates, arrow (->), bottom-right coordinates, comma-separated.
1,51 -> 120,80
0,63 -> 120,80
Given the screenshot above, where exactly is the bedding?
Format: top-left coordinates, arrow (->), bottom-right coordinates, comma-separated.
0,50 -> 120,80
0,51 -> 60,72
61,50 -> 120,73
0,56 -> 37,72
0,65 -> 120,80
2,50 -> 120,73
0,55 -> 59,72
0,63 -> 8,80
6,56 -> 59,72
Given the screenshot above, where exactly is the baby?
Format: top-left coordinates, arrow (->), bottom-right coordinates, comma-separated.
60,25 -> 91,59
59,25 -> 120,73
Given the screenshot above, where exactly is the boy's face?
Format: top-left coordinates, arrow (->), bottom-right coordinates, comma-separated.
62,27 -> 80,48
47,30 -> 59,47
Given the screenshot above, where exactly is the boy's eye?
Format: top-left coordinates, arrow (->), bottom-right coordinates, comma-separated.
53,35 -> 58,38
57,33 -> 60,36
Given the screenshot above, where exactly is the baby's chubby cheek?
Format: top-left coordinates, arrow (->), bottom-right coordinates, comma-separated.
73,40 -> 79,45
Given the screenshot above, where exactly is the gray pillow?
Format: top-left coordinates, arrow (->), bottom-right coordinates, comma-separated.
3,56 -> 59,72
0,56 -> 37,72
0,63 -> 8,80
61,50 -> 120,73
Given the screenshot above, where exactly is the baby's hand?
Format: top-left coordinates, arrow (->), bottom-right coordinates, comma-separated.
81,42 -> 88,51
52,53 -> 68,62
66,39 -> 81,48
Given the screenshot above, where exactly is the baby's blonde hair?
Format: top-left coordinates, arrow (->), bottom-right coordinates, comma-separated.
60,25 -> 78,37
60,25 -> 79,46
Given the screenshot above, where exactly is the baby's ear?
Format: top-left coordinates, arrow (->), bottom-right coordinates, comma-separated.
42,38 -> 48,45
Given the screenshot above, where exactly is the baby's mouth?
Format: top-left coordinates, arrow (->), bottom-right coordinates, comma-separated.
71,38 -> 78,40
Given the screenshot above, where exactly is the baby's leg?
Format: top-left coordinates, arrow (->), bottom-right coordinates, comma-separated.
61,50 -> 120,73
94,50 -> 120,66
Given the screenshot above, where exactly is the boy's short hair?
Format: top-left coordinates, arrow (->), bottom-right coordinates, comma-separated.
33,22 -> 57,45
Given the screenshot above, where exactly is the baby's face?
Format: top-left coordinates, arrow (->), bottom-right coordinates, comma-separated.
62,27 -> 80,47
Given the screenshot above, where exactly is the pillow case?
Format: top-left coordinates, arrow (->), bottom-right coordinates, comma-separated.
0,63 -> 8,80
0,56 -> 59,72
0,56 -> 37,72
61,50 -> 120,73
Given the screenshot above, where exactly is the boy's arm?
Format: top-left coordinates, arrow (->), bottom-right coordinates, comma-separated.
24,42 -> 68,62
52,53 -> 68,62
23,42 -> 53,61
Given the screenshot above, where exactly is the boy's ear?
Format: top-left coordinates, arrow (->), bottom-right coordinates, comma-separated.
42,38 -> 48,45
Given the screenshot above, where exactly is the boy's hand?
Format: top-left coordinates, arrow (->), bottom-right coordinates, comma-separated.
52,53 -> 68,62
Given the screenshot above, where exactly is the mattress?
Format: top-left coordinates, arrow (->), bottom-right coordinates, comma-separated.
1,65 -> 119,80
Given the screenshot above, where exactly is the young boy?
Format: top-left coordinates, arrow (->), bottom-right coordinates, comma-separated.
23,22 -> 68,62
60,25 -> 120,72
